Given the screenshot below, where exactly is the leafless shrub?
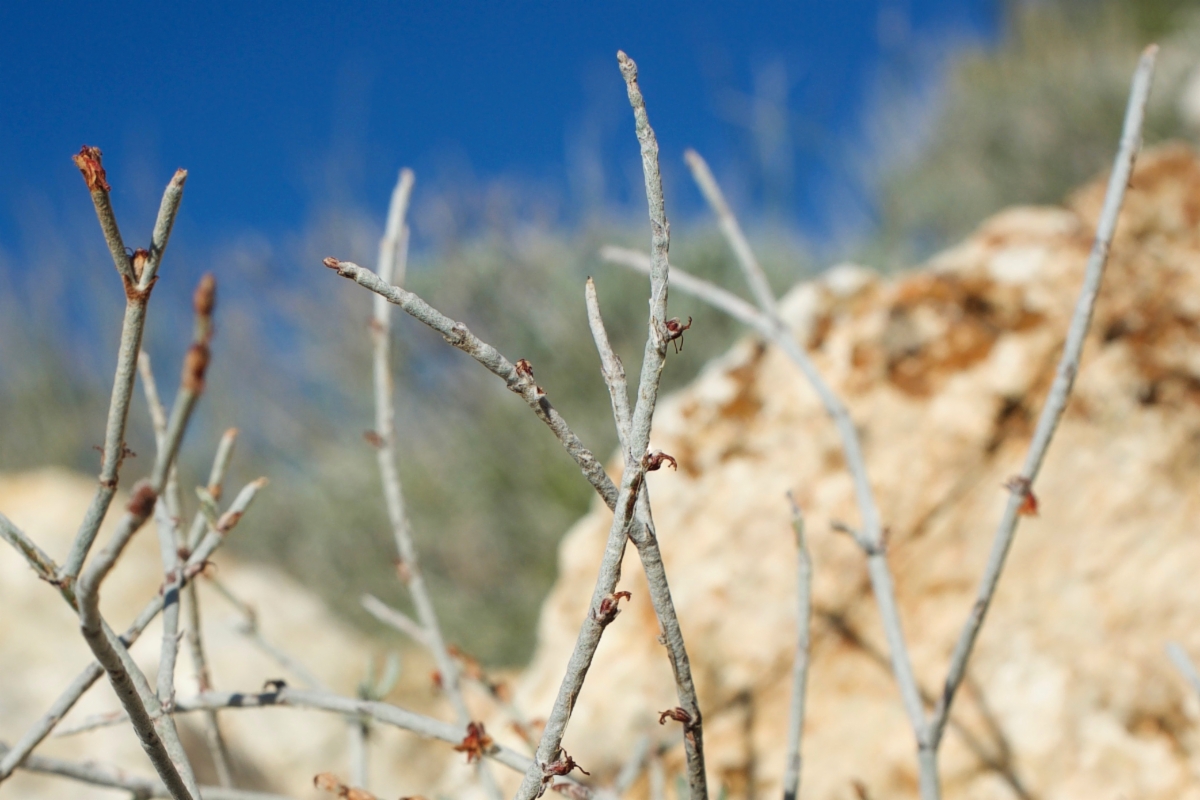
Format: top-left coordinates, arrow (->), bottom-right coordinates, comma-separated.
0,35 -> 1169,800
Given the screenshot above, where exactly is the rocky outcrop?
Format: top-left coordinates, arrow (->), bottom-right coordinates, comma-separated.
509,144 -> 1200,800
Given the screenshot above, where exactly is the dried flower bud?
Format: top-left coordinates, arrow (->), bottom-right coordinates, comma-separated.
1004,476 -> 1039,516
642,450 -> 678,472
72,145 -> 110,192
453,721 -> 494,763
658,706 -> 692,727
126,480 -> 157,517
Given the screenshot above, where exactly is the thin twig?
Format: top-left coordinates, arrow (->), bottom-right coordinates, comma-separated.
365,167 -> 500,799
367,167 -> 469,721
0,478 -> 264,782
0,740 -> 287,800
1167,642 -> 1200,698
326,257 -> 614,504
0,513 -> 58,582
183,429 -> 242,787
361,594 -> 432,648
207,577 -> 329,691
584,279 -> 633,454
172,688 -> 594,798
516,51 -> 709,800
926,48 -> 1158,768
782,496 -> 812,800
61,161 -> 188,582
153,276 -> 216,694
682,149 -> 777,316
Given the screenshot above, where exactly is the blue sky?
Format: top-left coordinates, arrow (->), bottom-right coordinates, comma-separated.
1,1 -> 997,256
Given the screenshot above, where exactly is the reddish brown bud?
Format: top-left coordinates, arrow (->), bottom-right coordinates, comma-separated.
214,506 -> 243,534
642,450 -> 678,472
193,273 -> 216,320
1004,476 -> 1039,516
593,590 -> 632,625
363,430 -> 386,449
541,749 -> 590,778
453,721 -> 494,764
183,343 -> 211,394
126,480 -> 157,517
322,256 -> 341,270
131,249 -> 149,281
72,146 -> 110,192
664,316 -> 693,353
515,358 -> 535,379
658,706 -> 693,727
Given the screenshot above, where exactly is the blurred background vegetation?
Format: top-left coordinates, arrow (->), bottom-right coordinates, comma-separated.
3,0 -> 1200,665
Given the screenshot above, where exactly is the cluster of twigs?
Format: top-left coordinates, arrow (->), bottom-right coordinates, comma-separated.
0,50 -> 707,800
602,44 -> 1159,800
0,39 -> 1175,800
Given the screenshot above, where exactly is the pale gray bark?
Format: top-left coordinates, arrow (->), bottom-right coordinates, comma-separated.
781,498 -> 811,800
172,689 -> 593,799
614,44 -> 1158,800
62,165 -> 188,581
0,740 -> 287,800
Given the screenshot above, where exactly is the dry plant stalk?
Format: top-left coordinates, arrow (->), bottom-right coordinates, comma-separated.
607,44 -> 1158,800
326,49 -> 708,800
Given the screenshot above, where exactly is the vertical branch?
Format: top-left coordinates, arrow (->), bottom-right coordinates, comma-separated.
782,496 -> 812,800
76,499 -> 198,800
680,148 -> 927,737
156,275 -> 217,710
926,44 -> 1158,756
183,429 -> 240,788
682,149 -> 777,316
61,158 -> 188,582
366,168 -> 502,798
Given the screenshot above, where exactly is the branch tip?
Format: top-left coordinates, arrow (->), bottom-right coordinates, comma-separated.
72,145 -> 110,192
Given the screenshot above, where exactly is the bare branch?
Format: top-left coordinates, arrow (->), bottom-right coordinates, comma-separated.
0,740 -> 287,800
361,594 -> 432,648
1167,642 -> 1200,698
0,513 -> 59,582
71,145 -> 134,283
609,191 -> 926,740
183,430 -> 241,787
76,499 -> 199,799
926,44 -> 1158,761
173,688 -> 594,799
325,258 -> 615,506
782,495 -> 812,800
584,278 -> 633,454
363,167 -> 500,799
602,246 -> 763,328
0,477 -> 263,783
61,163 -> 188,582
682,149 -> 777,315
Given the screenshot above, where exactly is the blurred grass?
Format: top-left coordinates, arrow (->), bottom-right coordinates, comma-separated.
865,0 -> 1200,266
4,0 -> 1200,665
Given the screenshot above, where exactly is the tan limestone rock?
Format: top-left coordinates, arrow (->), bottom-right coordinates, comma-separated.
511,144 -> 1200,800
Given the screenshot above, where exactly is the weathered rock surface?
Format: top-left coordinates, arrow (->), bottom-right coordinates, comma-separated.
509,144 -> 1200,800
0,468 -> 450,799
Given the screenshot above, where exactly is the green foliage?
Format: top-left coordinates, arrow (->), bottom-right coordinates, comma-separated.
868,0 -> 1199,266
